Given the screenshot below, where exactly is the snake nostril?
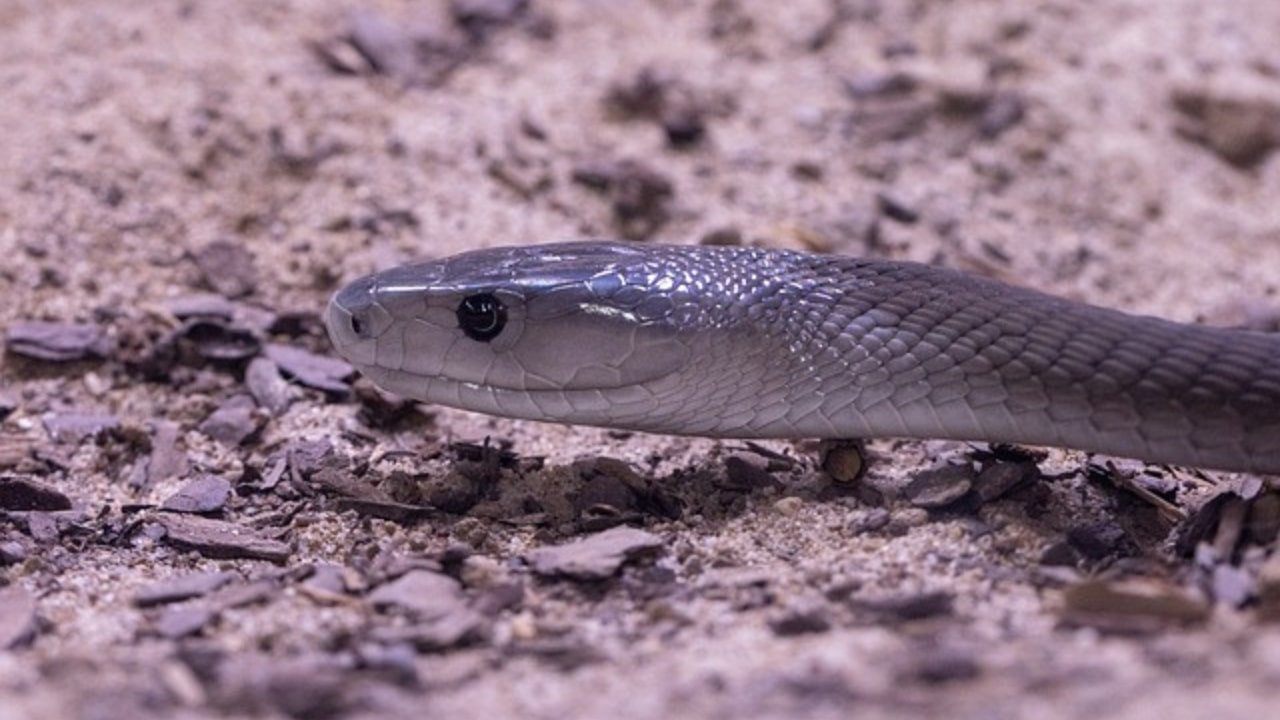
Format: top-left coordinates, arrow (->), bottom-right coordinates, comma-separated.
349,313 -> 367,337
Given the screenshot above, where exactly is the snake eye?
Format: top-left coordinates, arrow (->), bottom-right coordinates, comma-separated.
456,293 -> 507,342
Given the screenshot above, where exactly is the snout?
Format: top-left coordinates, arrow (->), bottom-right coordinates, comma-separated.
325,275 -> 390,367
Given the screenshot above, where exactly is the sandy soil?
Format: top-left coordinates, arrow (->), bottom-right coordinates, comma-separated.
3,1 -> 1280,718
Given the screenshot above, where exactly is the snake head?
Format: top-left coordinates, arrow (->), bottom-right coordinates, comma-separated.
325,242 -> 697,419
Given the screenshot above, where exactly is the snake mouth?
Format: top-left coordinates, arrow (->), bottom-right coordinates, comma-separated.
355,362 -> 667,427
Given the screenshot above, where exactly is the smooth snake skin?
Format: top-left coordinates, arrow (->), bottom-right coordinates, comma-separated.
326,242 -> 1280,474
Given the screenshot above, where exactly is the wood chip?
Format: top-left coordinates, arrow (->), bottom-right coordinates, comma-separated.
368,569 -> 466,618
905,463 -> 974,508
851,590 -> 954,621
197,395 -> 264,446
193,238 -> 257,299
1061,578 -> 1210,630
154,605 -> 216,638
0,586 -> 38,648
769,601 -> 832,636
159,513 -> 291,562
178,318 -> 262,363
135,571 -> 238,607
570,159 -> 674,240
166,294 -> 237,320
5,321 -> 111,362
245,357 -> 293,414
0,474 -> 72,511
42,412 -> 120,443
160,475 -> 232,514
525,526 -> 664,580
974,460 -> 1038,503
264,343 -> 354,395
146,420 -> 187,486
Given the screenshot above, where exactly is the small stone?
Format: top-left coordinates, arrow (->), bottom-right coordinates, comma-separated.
1172,74 -> 1280,167
1061,578 -> 1210,629
135,571 -> 237,607
698,226 -> 742,246
852,590 -> 953,621
5,321 -> 111,362
1257,552 -> 1280,620
175,318 -> 262,363
905,648 -> 981,684
723,452 -> 779,490
368,570 -> 466,618
525,526 -> 664,580
1039,541 -> 1081,568
146,420 -> 187,486
245,357 -> 293,414
0,586 -> 38,648
166,294 -> 236,320
0,475 -> 72,511
264,344 -> 354,395
193,239 -> 257,299
1211,564 -> 1253,608
769,602 -> 832,636
1066,520 -> 1128,561
197,395 -> 263,446
886,508 -> 930,534
979,92 -> 1026,138
773,496 -> 804,516
904,464 -> 974,508
26,512 -> 59,543
849,508 -> 890,533
570,159 -> 674,241
155,605 -> 216,638
303,563 -> 351,596
0,540 -> 28,565
161,475 -> 232,514
876,190 -> 920,224
974,460 -> 1037,503
1248,493 -> 1280,545
159,514 -> 291,563
42,413 -> 120,443
845,71 -> 917,99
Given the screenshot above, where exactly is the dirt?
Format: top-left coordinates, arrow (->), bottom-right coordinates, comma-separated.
3,1 -> 1280,718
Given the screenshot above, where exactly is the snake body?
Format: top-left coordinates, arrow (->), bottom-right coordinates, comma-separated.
326,242 -> 1280,474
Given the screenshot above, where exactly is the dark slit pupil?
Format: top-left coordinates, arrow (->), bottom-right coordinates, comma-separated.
456,293 -> 506,342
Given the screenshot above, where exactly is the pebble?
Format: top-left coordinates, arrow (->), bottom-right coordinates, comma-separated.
1171,74 -> 1280,167
1061,578 -> 1210,629
193,239 -> 257,299
0,586 -> 37,648
159,514 -> 291,563
264,343 -> 355,396
768,602 -> 832,636
134,571 -> 238,607
904,464 -> 974,508
0,475 -> 72,511
525,526 -> 664,580
773,496 -> 804,516
368,570 -> 466,619
197,395 -> 263,446
974,460 -> 1037,503
5,321 -> 111,362
161,475 -> 232,514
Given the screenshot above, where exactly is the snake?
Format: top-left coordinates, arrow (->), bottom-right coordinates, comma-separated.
325,242 -> 1280,474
